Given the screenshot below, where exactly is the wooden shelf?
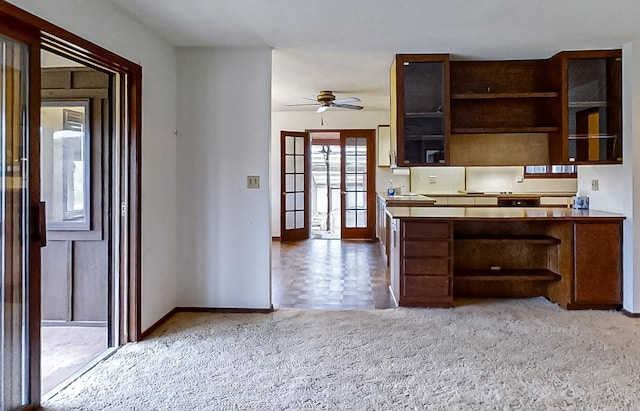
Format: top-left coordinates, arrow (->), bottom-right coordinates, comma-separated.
452,126 -> 559,134
405,134 -> 445,140
569,101 -> 609,108
405,112 -> 444,118
568,134 -> 617,140
451,92 -> 559,100
454,235 -> 561,245
454,268 -> 561,282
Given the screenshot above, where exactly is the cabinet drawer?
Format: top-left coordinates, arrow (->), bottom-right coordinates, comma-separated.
403,221 -> 450,239
403,240 -> 450,258
403,276 -> 450,298
404,258 -> 450,276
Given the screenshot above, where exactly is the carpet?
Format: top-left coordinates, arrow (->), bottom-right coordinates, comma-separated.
44,298 -> 640,410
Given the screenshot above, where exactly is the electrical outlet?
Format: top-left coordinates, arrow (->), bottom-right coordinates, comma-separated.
428,176 -> 436,184
591,179 -> 599,191
247,176 -> 260,189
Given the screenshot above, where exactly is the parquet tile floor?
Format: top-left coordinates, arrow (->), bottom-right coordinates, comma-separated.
271,239 -> 397,310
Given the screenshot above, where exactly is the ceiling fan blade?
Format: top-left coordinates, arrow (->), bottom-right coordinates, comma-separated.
331,103 -> 364,110
332,97 -> 361,105
317,105 -> 329,113
285,103 -> 320,106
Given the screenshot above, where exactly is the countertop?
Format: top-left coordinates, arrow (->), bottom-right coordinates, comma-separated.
377,192 -> 436,206
418,192 -> 575,198
385,206 -> 625,221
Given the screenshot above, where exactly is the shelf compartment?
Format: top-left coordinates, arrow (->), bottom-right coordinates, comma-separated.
569,101 -> 609,108
454,235 -> 560,245
454,268 -> 561,282
568,133 -> 617,140
452,126 -> 559,134
405,134 -> 445,140
404,112 -> 444,118
451,92 -> 559,99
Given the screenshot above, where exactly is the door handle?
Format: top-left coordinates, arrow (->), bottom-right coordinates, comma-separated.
39,201 -> 47,247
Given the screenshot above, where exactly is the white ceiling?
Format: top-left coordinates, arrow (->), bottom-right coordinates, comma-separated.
106,0 -> 640,112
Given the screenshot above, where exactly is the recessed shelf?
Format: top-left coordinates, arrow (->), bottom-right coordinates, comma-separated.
568,101 -> 609,108
451,126 -> 559,134
454,235 -> 561,245
405,112 -> 444,118
451,92 -> 559,100
568,134 -> 617,140
454,268 -> 562,282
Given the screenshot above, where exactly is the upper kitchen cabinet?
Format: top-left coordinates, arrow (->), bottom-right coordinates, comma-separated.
548,50 -> 622,164
391,54 -> 450,166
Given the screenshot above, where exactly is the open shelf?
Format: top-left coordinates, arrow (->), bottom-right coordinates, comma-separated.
451,92 -> 559,100
569,101 -> 609,108
405,134 -> 445,140
568,134 -> 617,140
405,112 -> 444,118
454,235 -> 561,245
451,126 -> 559,134
454,268 -> 561,282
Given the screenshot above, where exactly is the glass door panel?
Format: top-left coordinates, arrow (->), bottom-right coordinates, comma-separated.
280,131 -> 309,241
341,130 -> 375,239
1,34 -> 30,410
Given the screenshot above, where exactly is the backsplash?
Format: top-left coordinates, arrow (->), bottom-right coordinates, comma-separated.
410,166 -> 577,194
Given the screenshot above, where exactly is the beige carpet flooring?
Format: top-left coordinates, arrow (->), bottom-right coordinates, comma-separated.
44,298 -> 640,410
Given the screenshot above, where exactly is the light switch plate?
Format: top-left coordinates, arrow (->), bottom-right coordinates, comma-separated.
247,176 -> 260,189
591,179 -> 599,191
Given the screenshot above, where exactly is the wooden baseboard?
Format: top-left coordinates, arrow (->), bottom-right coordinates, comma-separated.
175,307 -> 273,314
140,306 -> 275,340
272,236 -> 281,241
41,320 -> 107,327
140,307 -> 178,340
622,309 -> 640,318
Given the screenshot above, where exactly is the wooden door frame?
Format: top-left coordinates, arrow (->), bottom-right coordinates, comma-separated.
306,129 -> 377,240
280,131 -> 311,242
0,1 -> 143,402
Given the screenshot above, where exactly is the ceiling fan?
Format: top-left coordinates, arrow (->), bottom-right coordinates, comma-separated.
287,91 -> 364,113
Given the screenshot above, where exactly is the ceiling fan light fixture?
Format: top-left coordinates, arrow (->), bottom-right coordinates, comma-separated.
317,105 -> 329,113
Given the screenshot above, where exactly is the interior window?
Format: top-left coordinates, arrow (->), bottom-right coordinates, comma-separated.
41,100 -> 91,230
524,165 -> 576,179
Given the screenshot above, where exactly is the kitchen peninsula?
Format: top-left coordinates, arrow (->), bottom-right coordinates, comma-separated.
386,206 -> 624,310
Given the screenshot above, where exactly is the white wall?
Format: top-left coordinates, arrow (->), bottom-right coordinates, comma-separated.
577,41 -> 640,313
271,110 -> 394,237
177,47 -> 272,309
10,0 -> 178,331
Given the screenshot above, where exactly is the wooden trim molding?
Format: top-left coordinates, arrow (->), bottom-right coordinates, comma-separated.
140,307 -> 275,340
622,309 -> 640,318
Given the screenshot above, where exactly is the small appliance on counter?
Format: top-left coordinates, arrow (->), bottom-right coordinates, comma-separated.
572,193 -> 590,209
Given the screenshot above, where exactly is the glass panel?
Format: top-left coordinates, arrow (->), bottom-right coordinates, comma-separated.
345,210 -> 356,228
295,211 -> 304,229
356,191 -> 365,208
295,137 -> 304,155
285,155 -> 294,173
285,174 -> 295,192
295,174 -> 304,191
357,210 -> 367,228
295,192 -> 304,210
285,193 -> 295,211
285,136 -> 295,155
295,155 -> 304,173
41,101 -> 90,230
345,192 -> 356,209
402,60 -> 446,165
1,34 -> 29,410
285,211 -> 295,230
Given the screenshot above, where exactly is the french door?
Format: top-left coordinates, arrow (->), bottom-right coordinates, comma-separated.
0,21 -> 42,410
340,130 -> 375,239
280,131 -> 310,242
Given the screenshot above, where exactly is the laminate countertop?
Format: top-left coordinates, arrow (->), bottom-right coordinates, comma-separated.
377,192 -> 436,207
385,206 -> 625,221
420,192 -> 576,198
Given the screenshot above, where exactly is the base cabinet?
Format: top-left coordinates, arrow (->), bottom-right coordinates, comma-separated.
391,217 -> 623,310
572,222 -> 622,307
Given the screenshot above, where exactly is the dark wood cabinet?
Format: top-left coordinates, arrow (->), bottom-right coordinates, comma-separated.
391,50 -> 621,167
398,220 -> 453,307
549,50 -> 622,164
391,54 -> 450,166
572,222 -> 622,307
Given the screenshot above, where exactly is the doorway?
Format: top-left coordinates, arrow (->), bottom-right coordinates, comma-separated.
280,129 -> 376,242
39,50 -> 113,395
0,2 -> 143,406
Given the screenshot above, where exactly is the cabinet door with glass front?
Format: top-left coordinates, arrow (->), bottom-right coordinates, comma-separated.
566,51 -> 622,163
392,54 -> 450,166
